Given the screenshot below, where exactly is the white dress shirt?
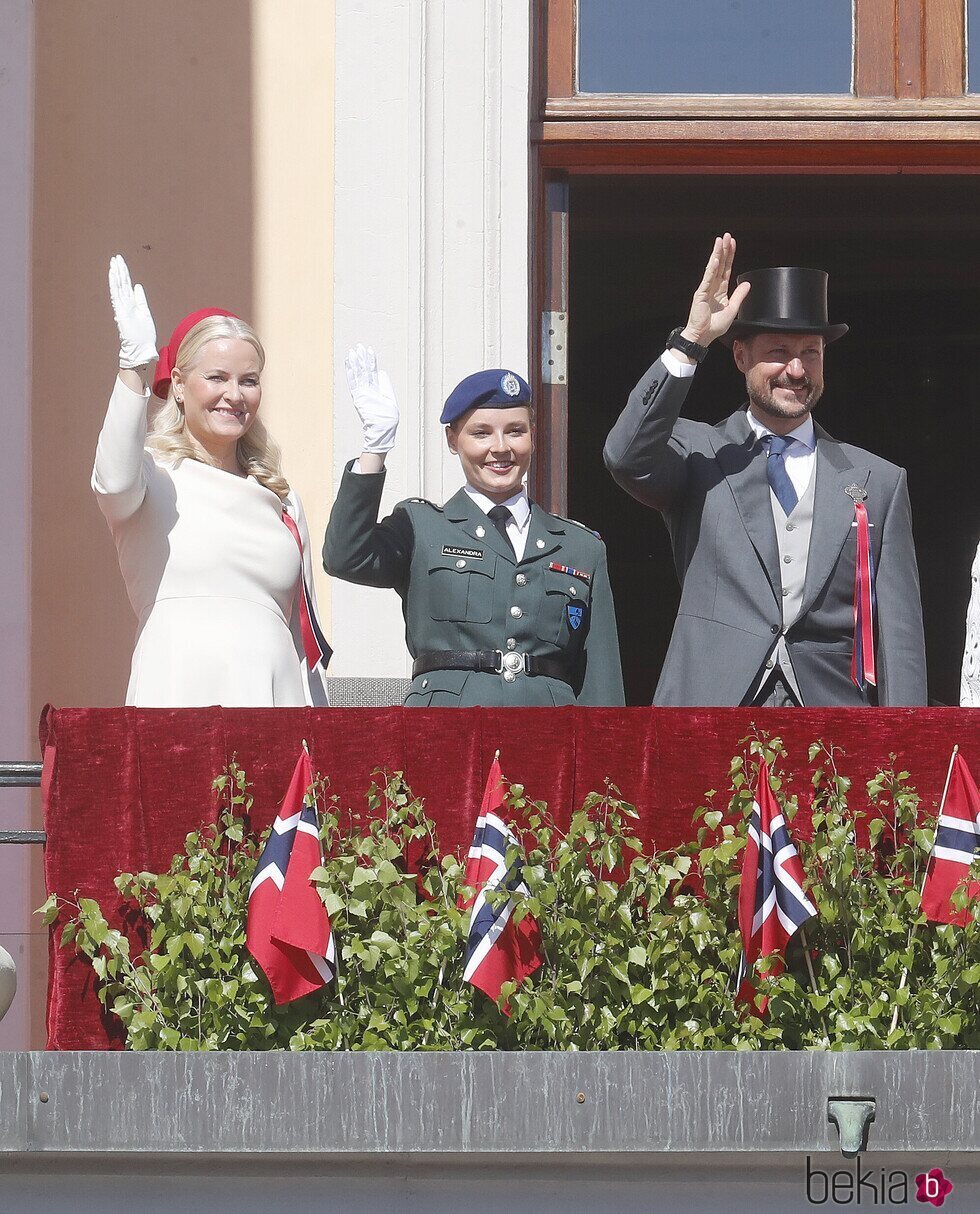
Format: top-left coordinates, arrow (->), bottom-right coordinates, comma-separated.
463,484 -> 532,560
745,410 -> 816,500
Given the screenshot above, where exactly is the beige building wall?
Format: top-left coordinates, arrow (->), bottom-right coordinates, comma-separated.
27,0 -> 334,1046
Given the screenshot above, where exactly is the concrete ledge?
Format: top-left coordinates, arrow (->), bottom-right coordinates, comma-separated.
0,1050 -> 977,1156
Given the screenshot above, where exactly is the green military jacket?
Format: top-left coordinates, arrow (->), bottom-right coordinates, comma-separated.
323,462 -> 624,707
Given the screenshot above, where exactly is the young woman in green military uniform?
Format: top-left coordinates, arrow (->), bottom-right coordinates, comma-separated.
323,346 -> 624,707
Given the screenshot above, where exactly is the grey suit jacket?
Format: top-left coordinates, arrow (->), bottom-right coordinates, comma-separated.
603,359 -> 928,707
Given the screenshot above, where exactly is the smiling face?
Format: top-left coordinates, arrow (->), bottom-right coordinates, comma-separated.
171,337 -> 262,459
733,332 -> 825,433
446,405 -> 534,502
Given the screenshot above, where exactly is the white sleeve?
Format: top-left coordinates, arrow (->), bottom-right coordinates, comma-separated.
961,542 -> 980,706
92,375 -> 153,525
660,348 -> 698,379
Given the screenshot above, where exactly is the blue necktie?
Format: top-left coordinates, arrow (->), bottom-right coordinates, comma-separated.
765,434 -> 798,516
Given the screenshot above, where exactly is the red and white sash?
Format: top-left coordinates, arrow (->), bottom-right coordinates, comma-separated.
850,495 -> 877,691
283,496 -> 332,705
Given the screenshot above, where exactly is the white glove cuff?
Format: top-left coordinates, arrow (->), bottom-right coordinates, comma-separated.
360,423 -> 398,454
118,340 -> 159,370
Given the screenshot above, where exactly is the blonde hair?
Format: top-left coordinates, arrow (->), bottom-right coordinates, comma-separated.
146,315 -> 290,500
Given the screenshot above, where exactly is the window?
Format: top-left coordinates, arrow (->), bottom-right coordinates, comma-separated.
577,0 -> 853,96
969,0 -> 980,90
538,0 -> 970,111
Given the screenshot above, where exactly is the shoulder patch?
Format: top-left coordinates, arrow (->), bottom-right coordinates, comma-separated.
565,516 -> 602,540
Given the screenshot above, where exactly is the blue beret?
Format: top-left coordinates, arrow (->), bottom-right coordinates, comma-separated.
440,368 -> 532,425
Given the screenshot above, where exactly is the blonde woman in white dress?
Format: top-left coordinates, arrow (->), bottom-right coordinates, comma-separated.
93,255 -> 329,707
962,541 -> 980,707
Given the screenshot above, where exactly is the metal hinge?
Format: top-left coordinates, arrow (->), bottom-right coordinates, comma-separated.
541,311 -> 568,385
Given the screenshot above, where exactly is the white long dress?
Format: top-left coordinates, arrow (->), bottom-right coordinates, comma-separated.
962,541 -> 980,707
93,376 -> 325,707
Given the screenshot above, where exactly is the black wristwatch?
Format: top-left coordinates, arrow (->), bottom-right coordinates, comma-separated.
666,326 -> 709,363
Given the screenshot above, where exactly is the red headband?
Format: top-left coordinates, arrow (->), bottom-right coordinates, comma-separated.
152,308 -> 239,399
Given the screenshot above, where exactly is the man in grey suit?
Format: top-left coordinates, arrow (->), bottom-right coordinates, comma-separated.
604,233 -> 927,707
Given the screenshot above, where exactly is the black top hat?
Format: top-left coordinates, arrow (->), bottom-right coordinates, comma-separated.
725,266 -> 848,344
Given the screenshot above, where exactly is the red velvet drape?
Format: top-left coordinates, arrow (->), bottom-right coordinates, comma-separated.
40,705 -> 976,1049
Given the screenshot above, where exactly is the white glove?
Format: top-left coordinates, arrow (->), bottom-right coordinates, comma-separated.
108,254 -> 158,368
346,343 -> 399,454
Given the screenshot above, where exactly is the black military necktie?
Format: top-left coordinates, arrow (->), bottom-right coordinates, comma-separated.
487,504 -> 517,558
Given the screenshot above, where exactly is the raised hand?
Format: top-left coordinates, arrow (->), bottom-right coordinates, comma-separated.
682,233 -> 751,347
108,254 -> 158,368
346,343 -> 399,455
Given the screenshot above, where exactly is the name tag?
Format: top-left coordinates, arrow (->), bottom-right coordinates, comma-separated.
442,545 -> 484,560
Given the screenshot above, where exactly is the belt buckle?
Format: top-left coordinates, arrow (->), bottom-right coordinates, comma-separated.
495,649 -> 526,679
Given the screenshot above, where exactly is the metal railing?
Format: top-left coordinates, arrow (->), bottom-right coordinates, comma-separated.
0,762 -> 45,844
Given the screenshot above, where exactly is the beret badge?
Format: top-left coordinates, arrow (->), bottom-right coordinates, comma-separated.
500,372 -> 521,398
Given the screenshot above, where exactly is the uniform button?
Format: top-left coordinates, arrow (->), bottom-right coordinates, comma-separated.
421,679 -> 429,688
781,588 -> 789,597
536,539 -> 545,549
506,638 -> 517,650
455,559 -> 467,568
568,586 -> 577,596
786,522 -> 795,532
510,606 -> 523,618
765,659 -> 775,670
516,573 -> 527,586
783,555 -> 792,563
771,625 -> 779,633
475,526 -> 486,538
503,670 -> 517,683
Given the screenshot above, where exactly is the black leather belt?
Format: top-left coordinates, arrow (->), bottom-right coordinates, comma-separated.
412,649 -> 572,685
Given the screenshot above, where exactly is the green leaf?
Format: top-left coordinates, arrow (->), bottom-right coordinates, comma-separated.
52,750 -> 969,1054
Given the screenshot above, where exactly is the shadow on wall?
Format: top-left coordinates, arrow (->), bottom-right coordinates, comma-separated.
32,0 -> 255,711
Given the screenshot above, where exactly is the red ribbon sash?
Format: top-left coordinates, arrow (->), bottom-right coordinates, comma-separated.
851,500 -> 877,689
282,507 -> 329,671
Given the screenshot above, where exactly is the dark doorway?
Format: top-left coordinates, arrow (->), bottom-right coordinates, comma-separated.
568,174 -> 979,705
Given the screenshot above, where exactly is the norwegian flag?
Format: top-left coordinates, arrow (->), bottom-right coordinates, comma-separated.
459,756 -> 543,1013
921,750 -> 980,927
737,761 -> 817,1011
246,749 -> 335,1005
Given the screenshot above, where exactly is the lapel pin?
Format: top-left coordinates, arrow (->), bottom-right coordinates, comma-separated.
845,484 -> 868,503
475,525 -> 486,538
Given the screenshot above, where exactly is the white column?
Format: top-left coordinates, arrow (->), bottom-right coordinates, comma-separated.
332,0 -> 531,678
0,0 -> 33,1047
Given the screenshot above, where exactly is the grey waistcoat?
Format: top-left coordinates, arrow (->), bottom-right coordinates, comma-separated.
754,467 -> 817,703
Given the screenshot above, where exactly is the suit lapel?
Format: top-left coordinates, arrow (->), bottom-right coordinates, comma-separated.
444,488 -> 517,565
799,429 -> 869,617
521,504 -> 564,565
712,411 -> 781,601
